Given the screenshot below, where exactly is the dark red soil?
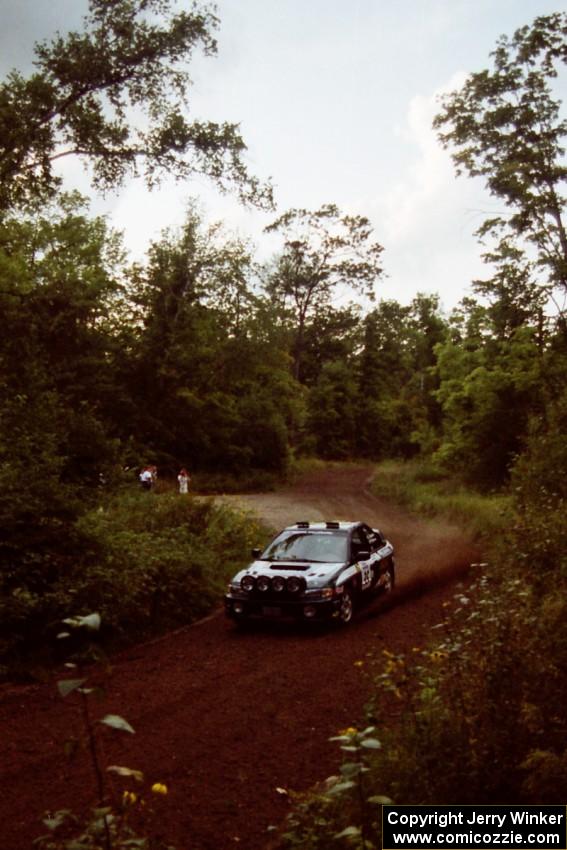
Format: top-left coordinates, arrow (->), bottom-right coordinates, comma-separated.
0,465 -> 479,850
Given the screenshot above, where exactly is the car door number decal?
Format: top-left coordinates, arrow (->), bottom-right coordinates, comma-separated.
359,561 -> 373,590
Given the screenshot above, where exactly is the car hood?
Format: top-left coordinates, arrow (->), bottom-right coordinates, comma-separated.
233,559 -> 346,588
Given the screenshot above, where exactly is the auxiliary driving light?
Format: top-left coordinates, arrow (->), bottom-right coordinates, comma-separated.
241,575 -> 255,592
257,576 -> 271,592
286,576 -> 302,594
272,576 -> 286,592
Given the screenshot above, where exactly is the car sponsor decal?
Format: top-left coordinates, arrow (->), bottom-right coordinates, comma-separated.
360,560 -> 373,590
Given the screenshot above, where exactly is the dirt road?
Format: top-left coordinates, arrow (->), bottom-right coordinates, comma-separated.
0,464 -> 478,850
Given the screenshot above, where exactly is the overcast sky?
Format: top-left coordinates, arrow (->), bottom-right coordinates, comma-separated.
1,0 -> 566,311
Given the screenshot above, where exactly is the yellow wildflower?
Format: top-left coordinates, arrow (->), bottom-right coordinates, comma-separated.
122,790 -> 137,806
340,727 -> 358,736
353,660 -> 364,668
151,782 -> 168,795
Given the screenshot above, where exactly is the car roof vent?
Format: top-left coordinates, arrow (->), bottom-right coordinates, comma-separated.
296,521 -> 310,528
325,521 -> 340,529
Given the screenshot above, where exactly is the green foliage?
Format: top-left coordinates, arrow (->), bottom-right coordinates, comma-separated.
507,388 -> 567,578
127,207 -> 294,475
365,546 -> 567,804
0,0 -> 271,212
371,461 -> 512,539
354,296 -> 447,461
71,492 -> 266,640
299,305 -> 361,387
264,204 -> 384,382
283,405 -> 567,840
434,12 -> 567,314
0,491 -> 266,676
430,12 -> 567,489
433,316 -> 544,488
281,727 -> 388,850
35,615 -> 176,850
307,361 -> 358,459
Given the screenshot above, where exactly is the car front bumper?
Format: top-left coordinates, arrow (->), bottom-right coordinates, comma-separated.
224,593 -> 342,622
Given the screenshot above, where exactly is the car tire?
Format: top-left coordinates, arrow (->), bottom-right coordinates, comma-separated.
338,588 -> 355,625
381,561 -> 395,594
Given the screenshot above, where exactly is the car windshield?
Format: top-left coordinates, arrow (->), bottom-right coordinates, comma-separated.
262,531 -> 348,563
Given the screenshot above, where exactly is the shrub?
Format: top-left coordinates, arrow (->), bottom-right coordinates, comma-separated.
0,490 -> 268,677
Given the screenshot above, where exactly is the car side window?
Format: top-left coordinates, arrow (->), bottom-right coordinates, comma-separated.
362,524 -> 378,549
351,528 -> 370,561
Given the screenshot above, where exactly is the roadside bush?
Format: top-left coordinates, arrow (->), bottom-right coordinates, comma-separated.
367,441 -> 567,804
73,492 -> 267,642
0,491 -> 267,677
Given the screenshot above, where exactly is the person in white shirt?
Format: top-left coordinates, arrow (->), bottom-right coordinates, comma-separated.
177,468 -> 190,494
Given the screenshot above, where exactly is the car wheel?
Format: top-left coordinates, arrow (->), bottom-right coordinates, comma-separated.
338,588 -> 354,625
382,561 -> 395,594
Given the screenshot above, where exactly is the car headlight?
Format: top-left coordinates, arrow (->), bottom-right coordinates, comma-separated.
257,576 -> 271,592
272,576 -> 286,592
241,575 -> 256,592
305,587 -> 334,600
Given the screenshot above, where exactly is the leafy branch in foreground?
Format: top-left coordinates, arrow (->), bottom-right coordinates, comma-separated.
0,0 -> 273,212
280,726 -> 390,850
35,613 -> 174,850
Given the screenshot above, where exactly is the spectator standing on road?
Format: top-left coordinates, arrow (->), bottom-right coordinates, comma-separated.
178,468 -> 190,494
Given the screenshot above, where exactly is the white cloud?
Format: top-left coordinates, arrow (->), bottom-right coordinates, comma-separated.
366,73 -> 492,309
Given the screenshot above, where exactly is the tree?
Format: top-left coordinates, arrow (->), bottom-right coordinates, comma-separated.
433,301 -> 544,488
0,193 -> 126,481
474,237 -> 549,341
264,204 -> 384,382
307,360 -> 358,459
434,13 -> 567,325
354,296 -> 447,459
0,0 -> 272,212
297,303 -> 361,387
128,208 -> 296,472
0,195 -> 131,603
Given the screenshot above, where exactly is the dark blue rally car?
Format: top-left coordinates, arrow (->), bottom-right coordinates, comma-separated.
225,520 -> 395,626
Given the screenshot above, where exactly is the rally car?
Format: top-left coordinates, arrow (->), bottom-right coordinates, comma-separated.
225,520 -> 395,626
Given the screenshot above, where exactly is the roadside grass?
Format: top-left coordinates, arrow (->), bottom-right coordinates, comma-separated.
190,468 -> 280,494
286,455 -> 328,481
371,459 -> 513,539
